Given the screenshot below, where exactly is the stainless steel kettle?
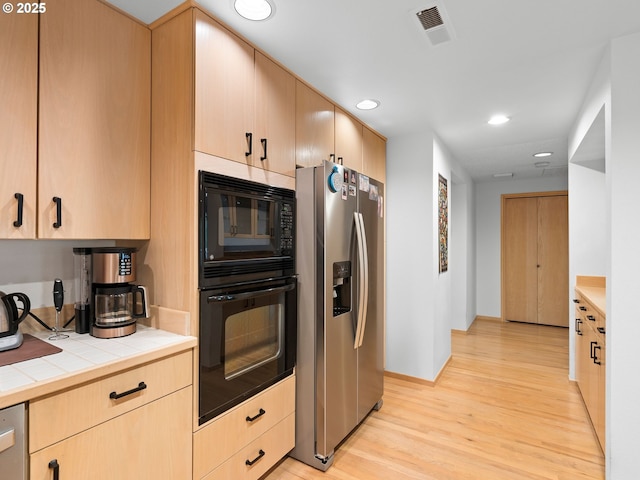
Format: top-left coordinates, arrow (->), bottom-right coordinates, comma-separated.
0,291 -> 31,338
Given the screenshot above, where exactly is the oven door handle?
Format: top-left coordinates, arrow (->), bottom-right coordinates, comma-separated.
207,282 -> 295,303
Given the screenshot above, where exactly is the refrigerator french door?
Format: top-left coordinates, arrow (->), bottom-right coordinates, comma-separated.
292,161 -> 384,471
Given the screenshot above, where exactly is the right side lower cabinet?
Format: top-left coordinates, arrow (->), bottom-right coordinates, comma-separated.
573,276 -> 606,452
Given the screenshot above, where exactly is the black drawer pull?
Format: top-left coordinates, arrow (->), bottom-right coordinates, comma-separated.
246,408 -> 266,422
13,193 -> 23,227
575,318 -> 582,335
586,315 -> 596,322
245,449 -> 265,466
593,345 -> 602,365
52,196 -> 62,228
598,327 -> 606,335
579,306 -> 587,311
573,299 -> 580,304
110,382 -> 147,400
245,132 -> 253,157
260,138 -> 267,161
49,459 -> 59,480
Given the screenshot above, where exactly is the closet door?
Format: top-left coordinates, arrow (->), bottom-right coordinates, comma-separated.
502,193 -> 568,327
537,195 -> 569,326
503,197 -> 538,323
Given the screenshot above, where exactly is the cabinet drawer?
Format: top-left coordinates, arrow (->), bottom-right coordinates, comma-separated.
29,350 -> 192,452
194,374 -> 295,479
30,386 -> 192,480
202,412 -> 295,480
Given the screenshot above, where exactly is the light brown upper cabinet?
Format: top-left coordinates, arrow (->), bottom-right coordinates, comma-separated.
195,11 -> 296,177
295,81 -> 335,169
1,0 -> 150,240
335,107 -> 363,172
362,126 -> 386,182
0,13 -> 37,238
38,0 -> 150,239
502,192 -> 568,327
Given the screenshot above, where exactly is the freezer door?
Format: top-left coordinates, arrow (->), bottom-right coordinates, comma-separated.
357,175 -> 384,422
316,161 -> 359,458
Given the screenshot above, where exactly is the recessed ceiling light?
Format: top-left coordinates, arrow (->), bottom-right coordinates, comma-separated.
493,172 -> 513,178
488,114 -> 510,125
234,0 -> 274,21
533,152 -> 553,157
356,99 -> 380,110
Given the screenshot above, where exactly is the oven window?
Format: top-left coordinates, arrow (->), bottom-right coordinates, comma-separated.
225,302 -> 283,380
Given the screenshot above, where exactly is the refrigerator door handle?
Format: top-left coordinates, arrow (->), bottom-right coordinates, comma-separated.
357,212 -> 369,348
353,212 -> 369,349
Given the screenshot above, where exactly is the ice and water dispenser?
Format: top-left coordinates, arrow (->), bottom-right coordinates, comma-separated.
332,261 -> 352,316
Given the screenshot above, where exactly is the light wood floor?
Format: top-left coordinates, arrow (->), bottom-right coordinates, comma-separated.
264,318 -> 605,480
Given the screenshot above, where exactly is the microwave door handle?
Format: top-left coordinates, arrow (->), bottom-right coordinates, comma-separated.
207,283 -> 295,303
353,212 -> 366,349
357,212 -> 369,348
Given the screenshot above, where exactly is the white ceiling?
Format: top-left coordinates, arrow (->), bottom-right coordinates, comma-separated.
107,0 -> 640,182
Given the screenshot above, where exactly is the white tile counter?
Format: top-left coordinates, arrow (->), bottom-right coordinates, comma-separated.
0,325 -> 196,410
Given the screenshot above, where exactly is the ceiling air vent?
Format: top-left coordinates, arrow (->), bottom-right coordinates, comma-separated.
416,7 -> 443,30
414,4 -> 455,46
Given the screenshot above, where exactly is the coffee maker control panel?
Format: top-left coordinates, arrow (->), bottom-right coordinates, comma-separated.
119,253 -> 133,276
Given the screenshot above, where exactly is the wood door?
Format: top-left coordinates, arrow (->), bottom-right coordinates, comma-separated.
335,107 -> 363,172
502,193 -> 568,326
254,52 -> 296,177
0,12 -> 37,238
362,126 -> 386,182
503,197 -> 538,323
537,195 -> 569,326
295,80 -> 334,168
38,0 -> 150,239
30,387 -> 192,479
194,10 -> 255,164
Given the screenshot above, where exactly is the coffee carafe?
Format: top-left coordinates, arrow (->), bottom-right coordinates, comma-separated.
74,247 -> 148,338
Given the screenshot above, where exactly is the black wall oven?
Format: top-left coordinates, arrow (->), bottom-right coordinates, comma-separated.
198,171 -> 296,426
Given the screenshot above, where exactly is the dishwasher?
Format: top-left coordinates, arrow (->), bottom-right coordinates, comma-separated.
0,403 -> 27,479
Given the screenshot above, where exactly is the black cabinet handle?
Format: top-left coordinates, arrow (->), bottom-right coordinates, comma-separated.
49,459 -> 59,480
13,193 -> 23,227
245,132 -> 253,157
260,138 -> 267,161
52,197 -> 62,228
109,381 -> 147,400
573,299 -> 580,304
329,153 -> 335,163
245,449 -> 265,466
586,315 -> 596,322
246,408 -> 266,422
575,318 -> 582,335
590,341 -> 598,359
597,327 -> 606,334
593,345 -> 602,365
579,306 -> 587,311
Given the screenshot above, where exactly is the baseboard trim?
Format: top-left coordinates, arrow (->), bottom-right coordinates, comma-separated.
385,355 -> 453,387
475,315 -> 502,323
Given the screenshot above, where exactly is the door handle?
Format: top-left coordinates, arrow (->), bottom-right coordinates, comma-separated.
0,428 -> 15,454
13,193 -> 23,227
245,132 -> 253,157
260,138 -> 267,161
52,196 -> 62,228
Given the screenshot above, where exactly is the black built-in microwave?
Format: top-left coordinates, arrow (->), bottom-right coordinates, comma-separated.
198,171 -> 295,287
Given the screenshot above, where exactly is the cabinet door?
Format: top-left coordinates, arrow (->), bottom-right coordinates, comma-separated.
38,0 -> 150,239
30,387 -> 192,480
537,195 -> 569,326
254,52 -> 296,177
195,11 -> 255,164
0,12 -> 37,238
335,107 -> 362,172
295,81 -> 334,168
362,126 -> 386,182
503,197 -> 538,323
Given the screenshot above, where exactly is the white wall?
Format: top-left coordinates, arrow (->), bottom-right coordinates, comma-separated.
386,130 -> 474,381
607,31 -> 640,479
474,175 -> 569,318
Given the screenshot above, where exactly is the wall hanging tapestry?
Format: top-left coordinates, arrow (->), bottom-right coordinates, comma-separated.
438,174 -> 448,273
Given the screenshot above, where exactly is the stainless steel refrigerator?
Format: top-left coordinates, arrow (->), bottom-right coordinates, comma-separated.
291,160 -> 384,471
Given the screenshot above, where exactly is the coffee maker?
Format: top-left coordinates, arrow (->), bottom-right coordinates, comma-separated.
73,247 -> 148,338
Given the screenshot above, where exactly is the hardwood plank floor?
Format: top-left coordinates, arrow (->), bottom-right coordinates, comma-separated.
263,318 -> 605,480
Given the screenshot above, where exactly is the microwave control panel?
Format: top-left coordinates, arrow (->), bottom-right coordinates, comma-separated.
280,202 -> 294,253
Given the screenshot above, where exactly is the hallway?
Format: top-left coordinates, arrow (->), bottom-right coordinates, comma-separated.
265,318 -> 604,479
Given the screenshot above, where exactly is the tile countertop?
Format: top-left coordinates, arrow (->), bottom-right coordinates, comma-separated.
0,325 -> 197,410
